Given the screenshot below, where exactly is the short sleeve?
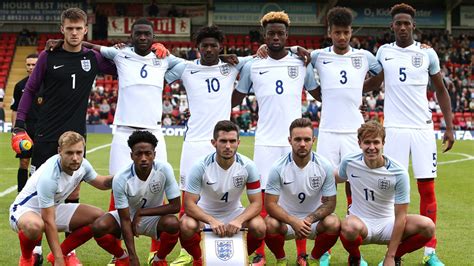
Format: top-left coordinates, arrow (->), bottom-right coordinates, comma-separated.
244,160 -> 261,195
236,59 -> 255,94
319,156 -> 337,197
166,54 -> 185,70
338,156 -> 350,181
112,172 -> 130,209
265,166 -> 282,196
310,49 -> 321,67
100,46 -> 120,60
304,65 -> 318,91
165,61 -> 186,84
184,161 -> 206,195
235,56 -> 253,71
394,169 -> 410,204
161,162 -> 181,200
364,50 -> 382,76
81,159 -> 98,183
426,48 -> 441,76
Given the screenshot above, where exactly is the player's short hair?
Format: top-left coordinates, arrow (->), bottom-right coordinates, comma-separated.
26,54 -> 38,59
289,118 -> 313,136
390,3 -> 416,18
194,25 -> 224,45
327,7 -> 353,28
260,11 -> 290,28
58,131 -> 85,148
213,120 -> 239,140
127,131 -> 158,150
357,121 -> 386,142
131,18 -> 154,31
61,8 -> 87,25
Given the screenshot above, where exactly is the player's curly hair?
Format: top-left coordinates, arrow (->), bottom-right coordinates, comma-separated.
131,18 -> 153,31
289,118 -> 313,136
128,131 -> 158,150
327,7 -> 353,28
390,3 -> 416,18
194,25 -> 224,45
357,121 -> 386,142
213,120 -> 239,140
58,131 -> 85,148
61,8 -> 87,25
260,11 -> 290,28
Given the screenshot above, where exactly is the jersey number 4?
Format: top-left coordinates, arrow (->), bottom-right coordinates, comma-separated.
220,192 -> 229,202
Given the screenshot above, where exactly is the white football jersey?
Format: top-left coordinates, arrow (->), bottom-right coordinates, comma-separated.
112,160 -> 180,217
101,46 -> 182,129
165,57 -> 251,141
339,152 -> 410,219
376,42 -> 440,129
265,152 -> 336,218
185,152 -> 260,216
312,46 -> 382,132
237,53 -> 318,146
11,155 -> 97,210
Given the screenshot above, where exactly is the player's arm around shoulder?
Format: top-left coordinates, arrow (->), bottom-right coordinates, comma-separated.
82,158 -> 112,190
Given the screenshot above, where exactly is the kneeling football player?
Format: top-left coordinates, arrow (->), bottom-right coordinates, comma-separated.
264,118 -> 340,265
92,131 -> 180,266
337,121 -> 435,266
179,121 -> 266,266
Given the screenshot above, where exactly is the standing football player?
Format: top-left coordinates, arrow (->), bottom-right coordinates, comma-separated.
364,4 -> 455,265
233,11 -> 318,265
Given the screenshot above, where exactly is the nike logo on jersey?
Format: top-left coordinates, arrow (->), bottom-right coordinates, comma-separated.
431,169 -> 437,173
384,58 -> 394,61
206,181 -> 216,185
259,71 -> 269,75
322,61 -> 332,64
124,55 -> 131,59
283,181 -> 294,185
190,70 -> 200,74
350,174 -> 361,178
53,65 -> 64,69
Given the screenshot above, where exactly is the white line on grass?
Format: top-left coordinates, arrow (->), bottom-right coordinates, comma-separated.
438,152 -> 474,165
0,143 -> 112,197
0,185 -> 17,197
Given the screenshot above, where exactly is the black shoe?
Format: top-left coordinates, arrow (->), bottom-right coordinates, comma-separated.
33,253 -> 43,266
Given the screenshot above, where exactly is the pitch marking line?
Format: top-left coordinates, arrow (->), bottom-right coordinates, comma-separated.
0,143 -> 111,197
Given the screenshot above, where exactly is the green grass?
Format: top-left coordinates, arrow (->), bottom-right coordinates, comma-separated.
0,133 -> 473,265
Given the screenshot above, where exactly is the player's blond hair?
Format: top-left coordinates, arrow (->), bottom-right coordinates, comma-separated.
357,121 -> 385,142
260,11 -> 290,28
58,131 -> 85,148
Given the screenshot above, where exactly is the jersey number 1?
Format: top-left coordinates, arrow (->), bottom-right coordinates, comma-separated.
71,74 -> 76,89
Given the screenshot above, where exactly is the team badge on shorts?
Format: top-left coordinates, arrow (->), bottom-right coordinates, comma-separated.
351,56 -> 363,69
378,178 -> 391,190
310,175 -> 322,190
152,58 -> 162,66
220,64 -> 230,76
288,66 -> 299,79
233,175 -> 245,188
149,180 -> 163,193
412,54 -> 423,68
215,240 -> 233,261
81,59 -> 91,72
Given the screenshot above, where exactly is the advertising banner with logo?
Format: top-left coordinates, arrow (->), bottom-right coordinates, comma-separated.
351,7 -> 445,27
214,2 -> 318,26
460,6 -> 474,27
0,0 -> 86,22
108,17 -> 190,37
